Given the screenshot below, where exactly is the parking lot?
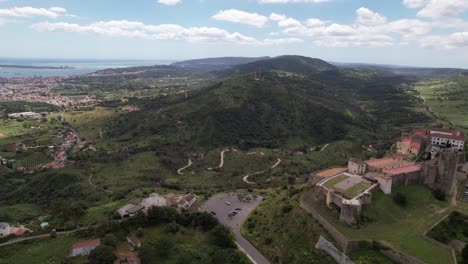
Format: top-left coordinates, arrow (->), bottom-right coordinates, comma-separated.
200,193 -> 270,264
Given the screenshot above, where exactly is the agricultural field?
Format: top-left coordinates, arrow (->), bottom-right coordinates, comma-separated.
306,185 -> 453,264
414,77 -> 468,129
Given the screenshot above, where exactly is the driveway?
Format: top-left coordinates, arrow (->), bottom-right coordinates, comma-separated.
200,193 -> 270,264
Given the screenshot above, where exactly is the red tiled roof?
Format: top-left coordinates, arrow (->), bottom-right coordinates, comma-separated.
410,141 -> 421,149
178,193 -> 196,205
127,233 -> 141,247
71,239 -> 100,249
365,157 -> 402,167
383,165 -> 421,176
14,229 -> 25,236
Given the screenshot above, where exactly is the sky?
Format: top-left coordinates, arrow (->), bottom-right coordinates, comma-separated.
1,0 -> 468,67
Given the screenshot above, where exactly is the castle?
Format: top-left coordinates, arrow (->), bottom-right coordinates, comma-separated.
311,127 -> 468,226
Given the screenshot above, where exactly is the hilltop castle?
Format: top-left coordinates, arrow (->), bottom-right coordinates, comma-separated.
311,127 -> 468,226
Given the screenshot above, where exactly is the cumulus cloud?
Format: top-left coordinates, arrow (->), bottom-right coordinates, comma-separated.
258,0 -> 330,3
356,7 -> 387,26
212,9 -> 269,27
420,31 -> 468,48
0,6 -> 69,18
417,0 -> 468,19
403,0 -> 429,8
157,0 -> 182,6
30,20 -> 302,46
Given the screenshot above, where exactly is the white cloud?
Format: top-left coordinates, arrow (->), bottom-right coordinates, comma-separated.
417,0 -> 468,19
157,0 -> 182,6
305,18 -> 326,27
258,0 -> 330,3
31,20 -> 302,46
403,0 -> 429,8
0,6 -> 69,18
212,9 -> 269,28
420,31 -> 468,48
356,7 -> 387,26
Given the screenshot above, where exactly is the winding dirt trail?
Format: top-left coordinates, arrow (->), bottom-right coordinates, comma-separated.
243,158 -> 282,185
218,149 -> 230,168
177,159 -> 193,175
320,143 -> 330,152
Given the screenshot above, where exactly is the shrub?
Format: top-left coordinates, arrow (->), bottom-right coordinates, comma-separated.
392,192 -> 407,207
281,204 -> 293,213
432,189 -> 445,201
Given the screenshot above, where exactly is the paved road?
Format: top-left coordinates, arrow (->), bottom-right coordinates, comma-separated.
0,228 -> 84,248
200,193 -> 270,264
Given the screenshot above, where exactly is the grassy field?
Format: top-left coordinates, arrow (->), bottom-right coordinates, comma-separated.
350,249 -> 396,264
414,77 -> 468,129
0,235 -> 79,264
306,185 -> 453,264
242,187 -> 335,264
13,151 -> 52,169
0,203 -> 41,222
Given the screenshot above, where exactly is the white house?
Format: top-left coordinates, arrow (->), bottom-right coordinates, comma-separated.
69,239 -> 100,257
0,222 -> 10,237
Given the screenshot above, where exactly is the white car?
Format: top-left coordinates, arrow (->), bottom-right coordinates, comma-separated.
225,201 -> 231,205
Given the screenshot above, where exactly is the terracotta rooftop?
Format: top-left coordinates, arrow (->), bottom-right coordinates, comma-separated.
365,156 -> 414,170
383,165 -> 421,176
71,239 -> 100,249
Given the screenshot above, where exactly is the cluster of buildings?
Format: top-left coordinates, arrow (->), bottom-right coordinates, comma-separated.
7,111 -> 42,119
0,222 -> 29,238
0,76 -> 94,106
69,233 -> 141,264
312,127 -> 468,226
117,193 -> 197,218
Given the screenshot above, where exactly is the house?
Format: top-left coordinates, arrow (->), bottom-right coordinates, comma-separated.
69,239 -> 100,257
176,193 -> 197,210
127,233 -> 141,248
0,222 -> 10,237
117,203 -> 144,218
115,253 -> 141,264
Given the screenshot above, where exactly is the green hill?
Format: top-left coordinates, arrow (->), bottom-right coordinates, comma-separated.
218,55 -> 339,78
106,70 -> 370,150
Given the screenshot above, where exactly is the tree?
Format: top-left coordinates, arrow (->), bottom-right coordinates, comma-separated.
392,192 -> 407,207
210,225 -> 236,248
88,245 -> 116,264
103,234 -> 118,248
462,245 -> 468,264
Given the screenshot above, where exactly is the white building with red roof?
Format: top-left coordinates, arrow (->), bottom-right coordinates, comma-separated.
69,239 -> 100,257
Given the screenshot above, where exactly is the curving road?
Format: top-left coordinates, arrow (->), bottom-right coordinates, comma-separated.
242,158 -> 282,185
218,149 -> 230,168
177,159 -> 193,175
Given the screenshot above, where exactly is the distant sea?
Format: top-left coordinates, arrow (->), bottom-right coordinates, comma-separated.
0,58 -> 177,78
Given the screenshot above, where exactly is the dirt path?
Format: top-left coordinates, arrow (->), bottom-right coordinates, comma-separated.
320,143 -> 330,152
88,173 -> 112,193
177,159 -> 193,175
218,149 -> 230,168
243,158 -> 282,185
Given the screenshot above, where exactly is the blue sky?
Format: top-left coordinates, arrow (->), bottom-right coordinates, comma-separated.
1,0 -> 468,67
